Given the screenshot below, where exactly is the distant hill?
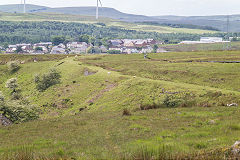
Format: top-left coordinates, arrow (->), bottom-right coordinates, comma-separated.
0,4 -> 50,13
0,4 -> 158,22
152,15 -> 240,32
1,4 -> 240,32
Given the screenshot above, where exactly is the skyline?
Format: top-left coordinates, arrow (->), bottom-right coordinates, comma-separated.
0,0 -> 239,16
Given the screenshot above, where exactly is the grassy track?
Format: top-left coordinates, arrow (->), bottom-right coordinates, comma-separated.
0,51 -> 240,159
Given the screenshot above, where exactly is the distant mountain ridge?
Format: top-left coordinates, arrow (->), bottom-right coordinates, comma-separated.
0,4 -> 158,22
1,4 -> 240,32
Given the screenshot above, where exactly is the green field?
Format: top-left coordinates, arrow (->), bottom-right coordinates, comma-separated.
0,12 -> 216,34
160,42 -> 240,52
0,51 -> 240,159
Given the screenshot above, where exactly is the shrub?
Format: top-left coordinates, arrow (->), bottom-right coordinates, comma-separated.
35,69 -> 61,92
0,102 -> 39,123
7,61 -> 20,73
0,91 -> 4,102
163,94 -> 196,108
108,50 -> 121,54
140,103 -> 162,110
123,108 -> 131,116
163,95 -> 183,108
5,78 -> 18,91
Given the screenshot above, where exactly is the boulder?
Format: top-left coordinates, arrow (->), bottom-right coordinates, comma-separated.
232,141 -> 240,155
227,103 -> 238,107
0,114 -> 12,126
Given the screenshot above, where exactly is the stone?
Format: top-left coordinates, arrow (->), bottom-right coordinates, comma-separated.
0,114 -> 12,126
227,103 -> 238,107
232,141 -> 240,155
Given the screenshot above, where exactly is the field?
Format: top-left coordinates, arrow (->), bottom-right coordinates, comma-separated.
160,42 -> 240,52
0,51 -> 240,159
0,12 -> 216,34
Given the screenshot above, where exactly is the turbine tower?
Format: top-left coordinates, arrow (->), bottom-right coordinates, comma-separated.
23,0 -> 26,13
96,0 -> 102,20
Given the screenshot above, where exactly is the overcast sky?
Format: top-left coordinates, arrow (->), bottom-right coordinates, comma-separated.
0,0 -> 239,16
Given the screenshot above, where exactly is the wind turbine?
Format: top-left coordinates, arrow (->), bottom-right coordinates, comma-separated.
23,0 -> 26,13
96,0 -> 102,20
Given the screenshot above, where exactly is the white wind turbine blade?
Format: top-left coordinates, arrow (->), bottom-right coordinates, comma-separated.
98,0 -> 103,7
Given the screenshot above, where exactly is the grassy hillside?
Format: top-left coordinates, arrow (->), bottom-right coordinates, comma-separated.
153,15 -> 240,32
0,12 -> 216,34
160,41 -> 240,52
0,51 -> 240,159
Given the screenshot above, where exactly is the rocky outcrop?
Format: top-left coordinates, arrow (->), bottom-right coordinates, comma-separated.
232,141 -> 240,155
0,114 -> 12,126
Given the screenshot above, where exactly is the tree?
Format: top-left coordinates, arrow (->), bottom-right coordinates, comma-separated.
107,50 -> 121,54
86,46 -> 93,54
15,46 -> 23,53
35,47 -> 43,51
153,44 -> 158,53
52,36 -> 66,46
3,43 -> 8,49
78,34 -> 90,43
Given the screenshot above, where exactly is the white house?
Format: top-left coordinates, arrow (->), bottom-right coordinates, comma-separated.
200,37 -> 223,43
122,47 -> 139,54
67,42 -> 88,49
51,45 -> 66,54
141,46 -> 153,53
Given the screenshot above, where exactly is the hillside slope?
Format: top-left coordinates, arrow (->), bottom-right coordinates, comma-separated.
153,15 -> 240,32
0,4 -> 158,22
0,52 -> 240,159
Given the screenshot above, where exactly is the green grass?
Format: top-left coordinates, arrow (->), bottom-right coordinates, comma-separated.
160,42 -> 240,52
0,51 -> 240,159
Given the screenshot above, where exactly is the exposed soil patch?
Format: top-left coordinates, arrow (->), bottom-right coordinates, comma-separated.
84,68 -> 98,76
87,83 -> 117,104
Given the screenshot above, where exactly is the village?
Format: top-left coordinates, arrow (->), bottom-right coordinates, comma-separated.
1,39 -> 165,54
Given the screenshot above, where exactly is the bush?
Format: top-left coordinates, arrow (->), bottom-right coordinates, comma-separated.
0,91 -> 4,102
140,103 -> 162,110
5,78 -> 18,92
0,102 -> 39,123
7,61 -> 20,73
108,50 -> 121,54
123,108 -> 131,116
163,95 -> 183,108
35,69 -> 61,92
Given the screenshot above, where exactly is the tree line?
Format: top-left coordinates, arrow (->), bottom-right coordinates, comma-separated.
0,21 -> 238,46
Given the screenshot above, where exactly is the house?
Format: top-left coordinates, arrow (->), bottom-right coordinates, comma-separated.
58,43 -> 66,49
141,46 -> 153,53
200,37 -> 223,43
123,40 -> 136,47
109,47 -> 124,53
67,42 -> 88,49
50,45 -> 66,54
6,45 -> 17,53
21,45 -> 34,53
100,45 -> 108,53
109,39 -> 123,47
68,42 -> 92,54
135,40 -> 148,47
147,39 -> 157,45
70,46 -> 88,54
35,42 -> 52,47
122,47 -> 139,54
33,46 -> 48,54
